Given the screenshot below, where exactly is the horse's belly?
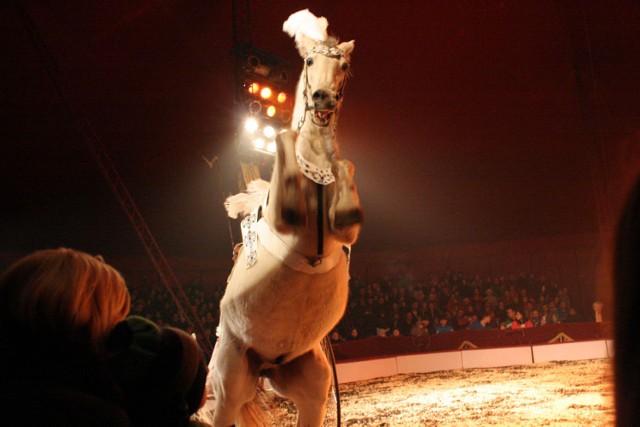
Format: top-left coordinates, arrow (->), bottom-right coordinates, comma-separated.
220,249 -> 348,361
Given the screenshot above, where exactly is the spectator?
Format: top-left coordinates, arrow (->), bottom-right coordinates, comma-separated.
410,319 -> 430,337
516,311 -> 533,328
565,307 -> 583,323
469,315 -> 492,330
398,311 -> 415,336
347,327 -> 359,341
528,309 -> 542,327
330,330 -> 344,343
454,309 -> 470,330
0,248 -> 131,426
107,316 -> 207,427
435,318 -> 454,334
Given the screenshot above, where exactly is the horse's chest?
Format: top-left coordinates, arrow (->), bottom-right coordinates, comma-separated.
221,253 -> 349,357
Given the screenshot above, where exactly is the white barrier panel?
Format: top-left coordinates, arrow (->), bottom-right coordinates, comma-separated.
335,341 -> 611,385
606,339 -> 615,358
462,346 -> 533,369
396,351 -> 463,374
532,340 -> 609,363
336,357 -> 397,384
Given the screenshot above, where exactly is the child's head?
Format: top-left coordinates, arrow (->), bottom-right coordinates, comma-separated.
0,248 -> 130,353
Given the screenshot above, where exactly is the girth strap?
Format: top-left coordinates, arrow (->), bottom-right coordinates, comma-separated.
256,218 -> 343,275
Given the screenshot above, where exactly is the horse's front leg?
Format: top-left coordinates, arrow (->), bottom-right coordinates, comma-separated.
266,344 -> 331,427
329,158 -> 363,244
274,130 -> 306,229
211,328 -> 261,427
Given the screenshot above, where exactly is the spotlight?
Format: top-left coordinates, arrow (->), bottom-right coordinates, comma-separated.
253,137 -> 266,149
263,125 -> 276,138
244,117 -> 259,133
260,87 -> 272,99
277,92 -> 287,103
266,105 -> 276,118
247,82 -> 260,94
267,141 -> 277,153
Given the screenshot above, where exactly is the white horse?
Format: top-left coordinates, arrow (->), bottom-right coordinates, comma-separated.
209,9 -> 362,427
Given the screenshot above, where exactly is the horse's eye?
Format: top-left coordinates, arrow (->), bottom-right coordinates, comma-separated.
306,57 -> 314,66
341,62 -> 349,71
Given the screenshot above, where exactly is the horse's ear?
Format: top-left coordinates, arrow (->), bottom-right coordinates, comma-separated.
338,40 -> 355,58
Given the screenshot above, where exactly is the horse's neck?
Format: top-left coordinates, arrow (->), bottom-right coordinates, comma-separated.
298,126 -> 339,167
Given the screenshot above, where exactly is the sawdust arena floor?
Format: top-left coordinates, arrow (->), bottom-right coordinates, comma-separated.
269,357 -> 614,426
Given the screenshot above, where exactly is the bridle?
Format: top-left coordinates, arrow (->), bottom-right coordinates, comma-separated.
296,44 -> 350,135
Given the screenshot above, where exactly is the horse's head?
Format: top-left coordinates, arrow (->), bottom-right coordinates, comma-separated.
299,38 -> 354,128
284,10 -> 354,129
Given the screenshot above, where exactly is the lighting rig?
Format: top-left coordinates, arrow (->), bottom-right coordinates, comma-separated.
233,44 -> 292,163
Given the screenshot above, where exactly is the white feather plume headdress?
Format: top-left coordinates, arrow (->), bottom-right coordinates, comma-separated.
282,9 -> 328,47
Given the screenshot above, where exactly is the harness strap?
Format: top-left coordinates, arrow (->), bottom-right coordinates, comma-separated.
256,218 -> 344,274
317,183 -> 324,257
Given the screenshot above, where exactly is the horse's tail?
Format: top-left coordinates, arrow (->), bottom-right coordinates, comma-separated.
224,179 -> 270,219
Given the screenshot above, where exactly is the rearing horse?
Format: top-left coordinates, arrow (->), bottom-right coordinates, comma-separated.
210,10 -> 362,426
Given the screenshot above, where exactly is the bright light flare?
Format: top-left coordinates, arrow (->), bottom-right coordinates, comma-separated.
266,105 -> 276,117
267,142 -> 277,153
260,87 -> 272,99
263,126 -> 276,138
277,92 -> 287,103
244,117 -> 259,133
253,137 -> 265,149
247,82 -> 260,94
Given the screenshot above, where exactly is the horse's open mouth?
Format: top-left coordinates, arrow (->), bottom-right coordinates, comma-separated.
312,110 -> 333,127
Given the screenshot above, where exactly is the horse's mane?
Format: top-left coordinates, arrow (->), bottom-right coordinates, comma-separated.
224,179 -> 269,219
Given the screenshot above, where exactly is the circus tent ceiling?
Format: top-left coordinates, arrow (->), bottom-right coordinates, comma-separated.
2,0 -> 639,260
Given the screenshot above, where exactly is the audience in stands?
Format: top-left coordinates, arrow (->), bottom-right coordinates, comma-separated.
126,268 -> 590,346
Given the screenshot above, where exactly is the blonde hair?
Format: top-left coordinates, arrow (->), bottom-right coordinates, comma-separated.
0,248 -> 130,353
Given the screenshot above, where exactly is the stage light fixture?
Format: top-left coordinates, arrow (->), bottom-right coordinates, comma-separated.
244,117 -> 259,133
263,125 -> 276,138
266,105 -> 277,118
253,137 -> 266,149
247,82 -> 260,94
260,87 -> 272,99
248,100 -> 262,114
277,92 -> 287,103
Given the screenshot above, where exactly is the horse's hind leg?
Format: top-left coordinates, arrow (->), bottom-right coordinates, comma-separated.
211,331 -> 261,427
266,344 -> 331,427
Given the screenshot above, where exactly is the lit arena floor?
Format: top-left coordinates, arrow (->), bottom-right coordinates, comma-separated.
270,358 -> 614,426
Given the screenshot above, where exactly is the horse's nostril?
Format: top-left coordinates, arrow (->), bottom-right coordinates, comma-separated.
312,90 -> 328,101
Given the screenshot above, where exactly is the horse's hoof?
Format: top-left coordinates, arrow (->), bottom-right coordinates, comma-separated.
334,208 -> 364,228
